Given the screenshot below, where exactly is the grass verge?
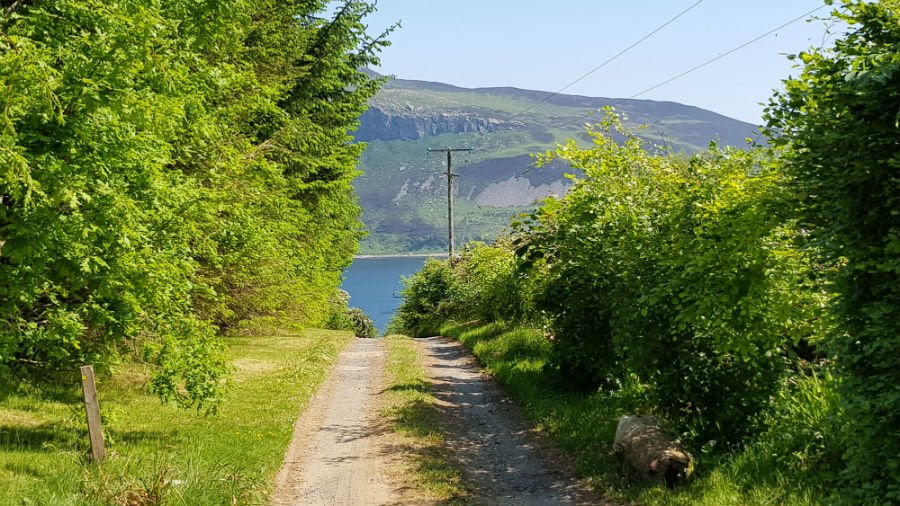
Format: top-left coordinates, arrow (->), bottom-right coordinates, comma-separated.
382,334 -> 468,504
0,327 -> 352,505
440,321 -> 827,506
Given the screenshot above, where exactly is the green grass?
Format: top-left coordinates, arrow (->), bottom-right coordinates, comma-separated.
382,334 -> 468,504
0,327 -> 353,505
440,321 -> 828,506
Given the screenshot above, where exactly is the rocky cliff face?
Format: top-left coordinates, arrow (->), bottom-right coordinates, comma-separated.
355,107 -> 514,141
473,176 -> 569,208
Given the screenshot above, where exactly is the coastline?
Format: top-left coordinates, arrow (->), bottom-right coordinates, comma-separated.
354,253 -> 448,259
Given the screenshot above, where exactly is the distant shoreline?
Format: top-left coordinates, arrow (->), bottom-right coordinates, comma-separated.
354,253 -> 448,259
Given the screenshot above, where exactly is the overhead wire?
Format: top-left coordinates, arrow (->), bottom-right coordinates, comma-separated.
409,4 -> 831,226
511,5 -> 829,174
630,4 -> 829,99
506,0 -> 704,121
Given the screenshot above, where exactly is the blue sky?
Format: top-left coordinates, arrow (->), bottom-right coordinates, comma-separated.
361,1 -> 838,124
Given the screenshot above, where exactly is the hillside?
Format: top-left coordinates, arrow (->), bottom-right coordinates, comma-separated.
355,76 -> 763,254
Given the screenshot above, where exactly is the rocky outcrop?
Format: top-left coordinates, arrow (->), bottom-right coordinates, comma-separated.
473,176 -> 569,208
354,107 -> 512,141
613,415 -> 693,488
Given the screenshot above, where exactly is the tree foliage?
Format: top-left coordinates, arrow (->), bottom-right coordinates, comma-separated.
513,113 -> 830,445
324,290 -> 378,338
0,0 -> 388,406
346,307 -> 377,338
766,0 -> 900,501
389,243 -> 534,339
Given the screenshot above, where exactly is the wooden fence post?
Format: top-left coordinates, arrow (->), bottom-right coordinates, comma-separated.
80,365 -> 106,462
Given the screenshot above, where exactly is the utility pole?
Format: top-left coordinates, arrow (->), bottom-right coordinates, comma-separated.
427,147 -> 472,263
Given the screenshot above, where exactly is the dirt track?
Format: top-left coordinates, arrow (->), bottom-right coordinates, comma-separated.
272,339 -> 400,505
418,337 -> 603,505
272,336 -> 603,505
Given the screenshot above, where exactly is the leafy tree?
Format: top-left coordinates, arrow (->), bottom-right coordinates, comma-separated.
0,0 -> 389,407
766,0 -> 900,501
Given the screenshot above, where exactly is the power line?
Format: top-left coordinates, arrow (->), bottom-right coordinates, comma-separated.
630,4 -> 828,99
507,0 -> 703,120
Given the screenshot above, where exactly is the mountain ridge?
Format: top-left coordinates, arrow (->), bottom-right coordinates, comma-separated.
354,75 -> 763,254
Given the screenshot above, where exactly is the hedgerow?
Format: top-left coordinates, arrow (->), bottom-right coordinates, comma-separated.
513,114 -> 831,447
392,118 -> 840,493
389,242 -> 536,337
388,259 -> 455,337
766,0 -> 900,500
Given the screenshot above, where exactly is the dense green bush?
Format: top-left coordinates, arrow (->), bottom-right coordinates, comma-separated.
452,242 -> 534,324
326,289 -> 377,338
512,113 -> 830,445
388,259 -> 454,337
390,245 -> 535,337
766,0 -> 900,500
0,0 -> 389,406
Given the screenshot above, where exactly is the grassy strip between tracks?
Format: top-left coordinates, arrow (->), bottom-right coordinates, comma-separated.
382,334 -> 468,504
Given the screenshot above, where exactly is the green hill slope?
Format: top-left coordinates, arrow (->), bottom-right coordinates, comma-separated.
355,77 -> 762,254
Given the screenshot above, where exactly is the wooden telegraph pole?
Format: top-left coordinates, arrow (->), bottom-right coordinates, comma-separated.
428,147 -> 472,262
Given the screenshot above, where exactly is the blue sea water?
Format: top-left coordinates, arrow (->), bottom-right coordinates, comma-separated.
340,256 -> 438,333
